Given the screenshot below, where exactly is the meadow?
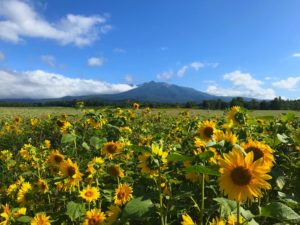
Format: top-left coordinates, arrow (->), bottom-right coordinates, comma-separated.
0,107 -> 299,119
0,105 -> 299,225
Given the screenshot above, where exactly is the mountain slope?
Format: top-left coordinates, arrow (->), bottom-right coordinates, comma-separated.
0,81 -> 234,103
87,81 -> 228,103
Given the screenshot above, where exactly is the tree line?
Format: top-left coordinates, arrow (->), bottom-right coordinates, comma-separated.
0,97 -> 299,110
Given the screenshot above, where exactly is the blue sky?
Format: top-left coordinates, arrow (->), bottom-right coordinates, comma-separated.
0,0 -> 299,99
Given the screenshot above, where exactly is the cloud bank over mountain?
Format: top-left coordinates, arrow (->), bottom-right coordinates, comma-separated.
0,69 -> 135,99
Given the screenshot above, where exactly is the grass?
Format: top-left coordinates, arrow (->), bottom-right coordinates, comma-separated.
0,107 -> 79,119
0,107 -> 299,119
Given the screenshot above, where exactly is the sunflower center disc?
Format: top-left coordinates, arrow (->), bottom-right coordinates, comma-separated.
231,166 -> 252,185
108,166 -> 119,176
246,147 -> 264,161
57,120 -> 64,127
204,127 -> 214,138
117,191 -> 125,199
107,144 -> 117,154
67,166 -> 76,177
54,155 -> 63,163
89,218 -> 100,225
85,191 -> 93,197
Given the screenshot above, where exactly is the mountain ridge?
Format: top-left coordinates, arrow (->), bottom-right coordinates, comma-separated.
0,81 -> 245,103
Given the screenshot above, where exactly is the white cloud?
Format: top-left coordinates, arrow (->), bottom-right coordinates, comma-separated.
114,48 -> 126,53
159,61 -> 217,80
177,66 -> 189,77
0,0 -> 111,46
0,51 -> 4,61
189,62 -> 204,71
206,85 -> 243,97
88,57 -> 105,67
124,74 -> 133,83
0,69 -> 135,99
223,70 -> 263,87
156,71 -> 174,81
41,55 -> 56,67
206,70 -> 276,99
176,61 -> 206,77
292,53 -> 300,58
272,76 -> 300,90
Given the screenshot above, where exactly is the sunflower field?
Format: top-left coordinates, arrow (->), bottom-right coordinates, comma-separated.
0,104 -> 299,225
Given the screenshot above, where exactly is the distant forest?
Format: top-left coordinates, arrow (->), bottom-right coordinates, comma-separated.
0,97 -> 300,110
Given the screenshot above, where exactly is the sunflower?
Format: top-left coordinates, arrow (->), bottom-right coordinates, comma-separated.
47,150 -> 65,166
13,207 -> 27,219
138,144 -> 168,176
87,157 -> 104,179
19,144 -> 37,161
82,209 -> 106,225
14,116 -> 22,124
17,182 -> 32,204
30,118 -> 39,126
214,130 -> 238,145
219,148 -> 272,202
37,179 -> 49,193
209,217 -> 226,225
56,120 -> 72,134
0,204 -> 10,225
114,183 -> 133,205
31,212 -> 51,225
194,137 -> 206,155
227,106 -> 246,126
7,183 -> 18,196
208,147 -> 221,164
108,165 -> 124,178
181,213 -> 195,225
59,159 -> 82,189
106,205 -> 121,225
0,150 -> 13,161
16,176 -> 25,186
43,140 -> 51,149
133,102 -> 140,110
102,142 -> 122,159
241,139 -> 274,168
197,120 -> 216,141
79,186 -> 100,202
227,213 -> 244,225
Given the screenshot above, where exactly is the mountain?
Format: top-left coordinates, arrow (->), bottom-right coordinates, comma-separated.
83,81 -> 232,103
0,81 -> 236,104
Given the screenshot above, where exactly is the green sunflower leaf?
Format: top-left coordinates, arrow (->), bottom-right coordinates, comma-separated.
167,153 -> 194,162
198,151 -> 214,160
61,133 -> 76,144
184,164 -> 220,176
260,202 -> 300,224
89,136 -> 106,150
16,216 -> 33,223
121,197 -> 154,220
66,201 -> 86,222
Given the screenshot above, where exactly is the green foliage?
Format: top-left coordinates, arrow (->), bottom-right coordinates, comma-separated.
66,201 -> 86,222
121,197 -> 154,220
260,202 -> 300,224
16,216 -> 33,223
61,133 -> 76,144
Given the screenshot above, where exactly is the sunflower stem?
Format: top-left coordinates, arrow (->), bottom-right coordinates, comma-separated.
158,168 -> 165,225
237,201 -> 240,225
200,173 -> 205,225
